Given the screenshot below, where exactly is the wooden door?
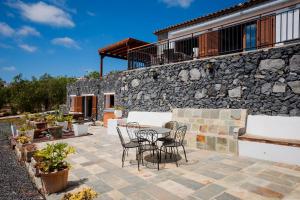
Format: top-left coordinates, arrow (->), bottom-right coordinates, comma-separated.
257,16 -> 275,48
92,96 -> 97,116
199,31 -> 219,58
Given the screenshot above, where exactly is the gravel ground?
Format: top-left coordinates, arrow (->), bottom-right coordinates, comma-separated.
0,137 -> 44,200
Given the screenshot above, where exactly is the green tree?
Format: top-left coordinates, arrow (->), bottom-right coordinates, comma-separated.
85,71 -> 100,79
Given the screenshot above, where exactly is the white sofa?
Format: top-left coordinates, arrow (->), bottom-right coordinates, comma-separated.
107,111 -> 172,136
238,115 -> 300,165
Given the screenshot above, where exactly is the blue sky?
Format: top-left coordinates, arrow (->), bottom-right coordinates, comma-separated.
0,0 -> 246,82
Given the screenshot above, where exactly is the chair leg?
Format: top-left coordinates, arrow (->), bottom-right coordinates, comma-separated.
122,149 -> 125,168
176,147 -> 179,167
182,145 -> 188,162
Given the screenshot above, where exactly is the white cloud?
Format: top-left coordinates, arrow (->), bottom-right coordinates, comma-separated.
0,22 -> 15,36
161,0 -> 194,8
19,44 -> 37,52
17,26 -> 41,37
7,1 -> 75,28
2,66 -> 16,72
51,37 -> 80,49
87,11 -> 96,16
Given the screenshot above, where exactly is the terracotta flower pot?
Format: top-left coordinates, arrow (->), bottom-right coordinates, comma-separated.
40,168 -> 69,194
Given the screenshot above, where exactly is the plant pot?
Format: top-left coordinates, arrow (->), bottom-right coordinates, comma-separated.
36,122 -> 47,130
114,110 -> 123,118
55,121 -> 68,130
40,168 -> 69,194
24,144 -> 37,162
72,124 -> 88,136
26,130 -> 35,141
48,126 -> 63,139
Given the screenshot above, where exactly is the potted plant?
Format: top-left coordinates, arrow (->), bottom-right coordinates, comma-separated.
55,115 -> 68,130
62,187 -> 98,200
15,135 -> 31,161
17,125 -> 35,141
34,143 -> 75,194
24,143 -> 37,162
65,115 -> 73,131
46,115 -> 63,139
114,105 -> 124,118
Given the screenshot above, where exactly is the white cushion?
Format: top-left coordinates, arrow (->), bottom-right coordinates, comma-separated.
246,115 -> 300,140
127,111 -> 172,127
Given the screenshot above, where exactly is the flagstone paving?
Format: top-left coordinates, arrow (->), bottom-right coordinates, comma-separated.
43,126 -> 300,200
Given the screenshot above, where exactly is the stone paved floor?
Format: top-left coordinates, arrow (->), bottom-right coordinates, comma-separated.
44,126 -> 300,200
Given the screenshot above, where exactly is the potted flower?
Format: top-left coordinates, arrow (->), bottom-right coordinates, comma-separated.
17,125 -> 35,141
114,105 -> 124,118
34,143 -> 75,194
46,114 -> 63,139
62,187 -> 98,200
15,134 -> 31,161
55,115 -> 68,130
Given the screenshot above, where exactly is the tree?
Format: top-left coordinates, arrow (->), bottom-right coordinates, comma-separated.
85,71 -> 100,79
0,77 -> 5,87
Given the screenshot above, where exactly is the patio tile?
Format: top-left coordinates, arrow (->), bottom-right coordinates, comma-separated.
172,176 -> 205,190
127,190 -> 156,200
143,184 -> 182,200
85,164 -> 106,174
192,184 -> 226,199
215,192 -> 241,200
197,170 -> 226,180
72,156 -> 90,164
241,182 -> 284,199
87,179 -> 113,194
157,180 -> 195,198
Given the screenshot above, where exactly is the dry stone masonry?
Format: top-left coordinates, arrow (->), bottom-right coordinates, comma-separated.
67,43 -> 300,119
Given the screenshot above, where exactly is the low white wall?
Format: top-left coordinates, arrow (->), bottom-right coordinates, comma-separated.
246,115 -> 300,140
239,140 -> 300,165
127,111 -> 172,127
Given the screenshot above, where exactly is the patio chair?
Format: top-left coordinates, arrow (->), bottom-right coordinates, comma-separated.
116,127 -> 139,168
126,122 -> 142,143
136,129 -> 160,170
158,121 -> 179,143
160,125 -> 188,167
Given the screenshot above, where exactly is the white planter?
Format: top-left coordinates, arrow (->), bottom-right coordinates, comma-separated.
26,130 -> 35,141
72,124 -> 88,136
55,121 -> 68,130
114,110 -> 123,118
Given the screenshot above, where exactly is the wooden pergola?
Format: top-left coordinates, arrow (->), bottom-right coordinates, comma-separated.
98,38 -> 149,78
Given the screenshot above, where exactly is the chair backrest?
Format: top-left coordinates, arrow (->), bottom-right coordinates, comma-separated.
174,126 -> 187,145
126,122 -> 140,140
116,127 -> 125,147
164,121 -> 179,138
136,129 -> 158,144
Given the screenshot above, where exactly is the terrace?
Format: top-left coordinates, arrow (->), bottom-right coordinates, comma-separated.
35,126 -> 300,200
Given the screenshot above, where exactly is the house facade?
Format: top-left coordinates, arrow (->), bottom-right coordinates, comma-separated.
67,0 -> 300,155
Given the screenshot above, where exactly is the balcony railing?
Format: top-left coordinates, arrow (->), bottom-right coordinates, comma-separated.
128,5 -> 300,70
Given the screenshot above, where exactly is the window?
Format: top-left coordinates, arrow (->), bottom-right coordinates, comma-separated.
276,9 -> 300,43
219,25 -> 243,54
104,94 -> 115,109
245,23 -> 257,50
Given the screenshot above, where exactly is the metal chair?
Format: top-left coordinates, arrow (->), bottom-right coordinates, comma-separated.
136,129 -> 160,170
116,127 -> 139,168
160,125 -> 188,167
126,122 -> 140,143
158,121 -> 179,143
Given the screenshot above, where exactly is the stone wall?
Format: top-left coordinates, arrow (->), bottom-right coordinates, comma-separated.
67,44 -> 300,118
66,73 -> 121,119
117,44 -> 300,116
172,108 -> 247,155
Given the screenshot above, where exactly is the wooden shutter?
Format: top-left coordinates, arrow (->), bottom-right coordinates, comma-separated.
199,31 -> 219,58
257,16 -> 275,48
92,96 -> 97,115
74,96 -> 83,113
